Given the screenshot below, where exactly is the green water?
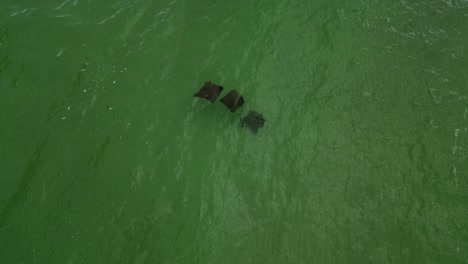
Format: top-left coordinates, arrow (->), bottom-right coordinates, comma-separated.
1,0 -> 467,263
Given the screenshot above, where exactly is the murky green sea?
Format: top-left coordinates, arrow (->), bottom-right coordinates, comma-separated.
1,0 -> 467,263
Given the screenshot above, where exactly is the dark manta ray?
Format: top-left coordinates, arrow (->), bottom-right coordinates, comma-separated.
241,110 -> 265,134
220,90 -> 244,112
194,81 -> 223,103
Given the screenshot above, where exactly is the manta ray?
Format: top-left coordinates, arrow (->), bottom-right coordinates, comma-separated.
193,81 -> 223,103
241,110 -> 265,134
220,90 -> 244,113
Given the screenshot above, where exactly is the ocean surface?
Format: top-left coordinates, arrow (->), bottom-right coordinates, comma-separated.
1,0 -> 467,263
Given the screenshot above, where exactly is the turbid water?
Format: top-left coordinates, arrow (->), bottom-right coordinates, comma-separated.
1,0 -> 467,263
